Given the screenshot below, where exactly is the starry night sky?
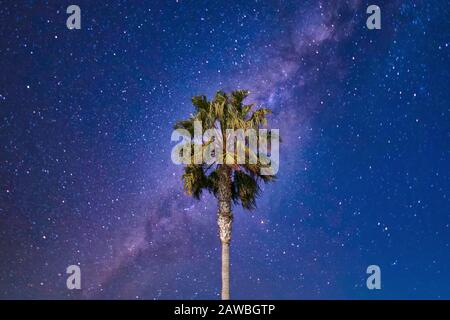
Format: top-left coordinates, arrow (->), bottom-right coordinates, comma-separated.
0,0 -> 449,299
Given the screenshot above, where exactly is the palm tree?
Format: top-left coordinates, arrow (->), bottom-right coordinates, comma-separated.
174,90 -> 278,300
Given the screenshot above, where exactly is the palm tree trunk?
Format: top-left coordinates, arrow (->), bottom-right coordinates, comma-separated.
221,241 -> 230,299
217,165 -> 232,300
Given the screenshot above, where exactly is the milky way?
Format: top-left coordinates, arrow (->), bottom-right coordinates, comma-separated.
0,1 -> 449,299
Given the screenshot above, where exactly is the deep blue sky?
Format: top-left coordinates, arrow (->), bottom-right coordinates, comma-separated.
0,1 -> 449,299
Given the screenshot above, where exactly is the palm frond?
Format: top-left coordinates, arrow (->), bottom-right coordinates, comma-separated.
232,171 -> 260,210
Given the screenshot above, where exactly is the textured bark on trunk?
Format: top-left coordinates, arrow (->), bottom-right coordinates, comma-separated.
217,165 -> 232,300
221,242 -> 230,300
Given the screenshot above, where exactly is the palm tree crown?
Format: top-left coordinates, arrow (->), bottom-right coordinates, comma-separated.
175,90 -> 277,209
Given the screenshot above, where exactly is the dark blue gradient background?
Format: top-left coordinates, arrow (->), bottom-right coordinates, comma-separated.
0,1 -> 448,299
